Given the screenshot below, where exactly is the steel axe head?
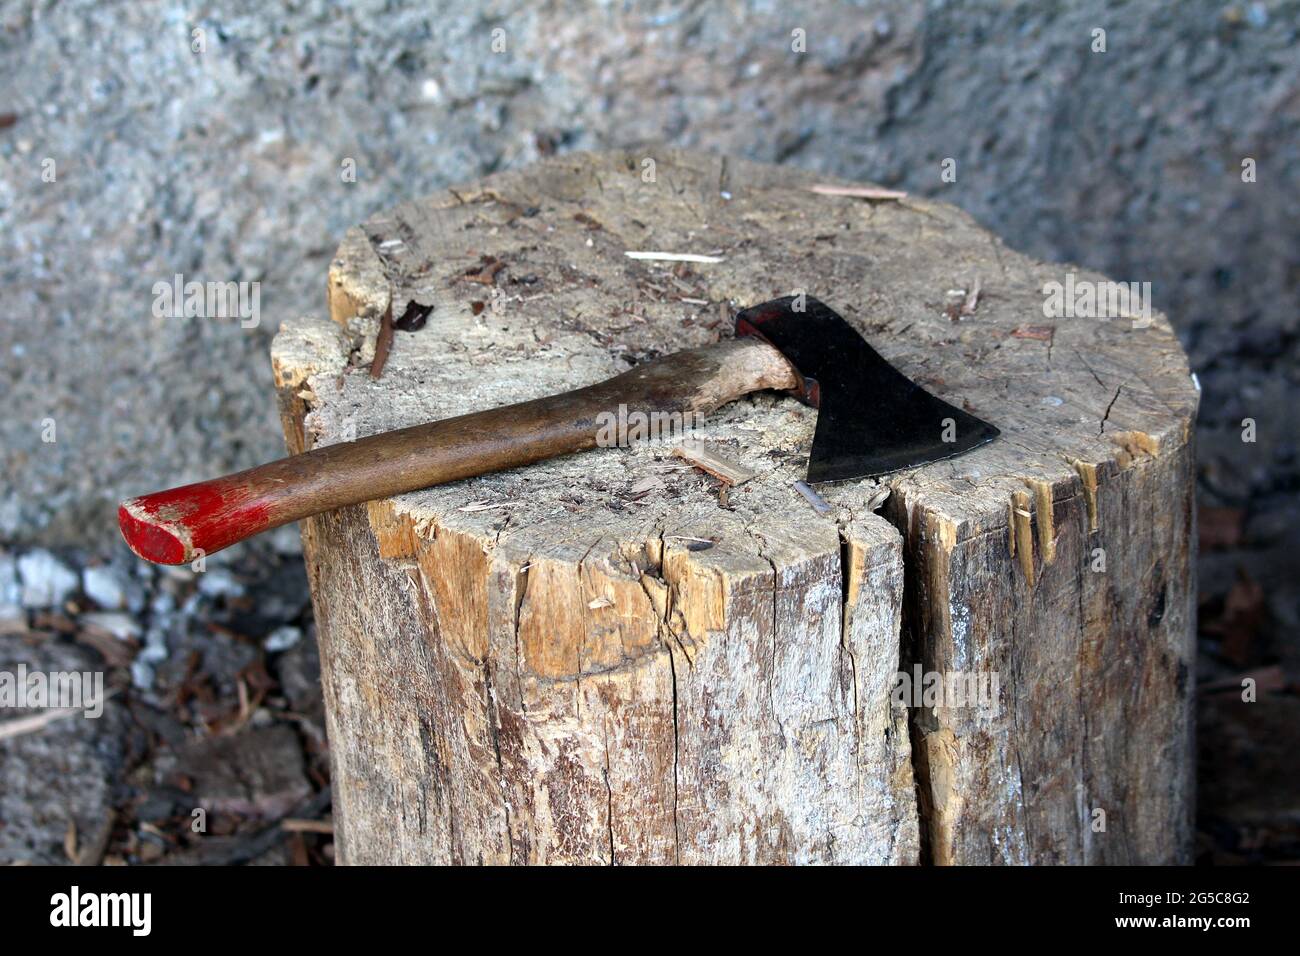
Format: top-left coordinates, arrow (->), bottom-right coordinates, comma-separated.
735,296 -> 999,483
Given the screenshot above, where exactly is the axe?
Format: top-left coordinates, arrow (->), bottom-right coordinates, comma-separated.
119,296 -> 998,565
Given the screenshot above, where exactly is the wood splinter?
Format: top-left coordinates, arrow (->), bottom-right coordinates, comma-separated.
672,439 -> 756,486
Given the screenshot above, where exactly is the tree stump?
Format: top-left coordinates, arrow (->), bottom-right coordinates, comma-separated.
270,149 -> 1198,865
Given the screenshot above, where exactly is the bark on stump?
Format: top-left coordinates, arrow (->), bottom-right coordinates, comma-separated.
270,149 -> 1198,865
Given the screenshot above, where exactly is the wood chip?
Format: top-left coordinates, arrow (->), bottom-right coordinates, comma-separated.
810,184 -> 907,200
281,818 -> 335,834
31,610 -> 75,633
369,302 -> 394,379
945,279 -> 982,322
793,480 -> 832,514
624,251 -> 725,264
587,596 -> 614,610
0,689 -> 120,741
457,501 -> 511,512
627,475 -> 663,496
75,810 -> 114,866
75,628 -> 138,668
865,484 -> 892,511
1012,324 -> 1055,342
459,255 -> 507,285
672,440 -> 755,486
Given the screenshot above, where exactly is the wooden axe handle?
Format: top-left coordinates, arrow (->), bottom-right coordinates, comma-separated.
119,338 -> 797,564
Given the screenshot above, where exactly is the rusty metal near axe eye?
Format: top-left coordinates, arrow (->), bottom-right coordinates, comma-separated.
119,296 -> 998,565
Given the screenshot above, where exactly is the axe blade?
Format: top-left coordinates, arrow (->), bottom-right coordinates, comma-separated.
735,296 -> 999,483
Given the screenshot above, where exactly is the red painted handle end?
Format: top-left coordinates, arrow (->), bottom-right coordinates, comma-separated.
119,501 -> 190,565
119,476 -> 276,565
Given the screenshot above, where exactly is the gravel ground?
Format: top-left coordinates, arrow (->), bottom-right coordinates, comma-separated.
0,538 -> 330,864
1,0 -> 1297,863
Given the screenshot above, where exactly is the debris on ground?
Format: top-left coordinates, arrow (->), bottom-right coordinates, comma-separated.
623,251 -> 725,264
793,480 -> 832,514
945,278 -> 982,320
369,302 -> 395,379
809,184 -> 907,200
459,254 -> 507,285
1011,324 -> 1055,343
393,301 -> 433,332
672,440 -> 756,486
0,542 -> 330,866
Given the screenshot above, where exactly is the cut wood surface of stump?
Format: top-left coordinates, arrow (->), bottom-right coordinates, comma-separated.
270,149 -> 1199,865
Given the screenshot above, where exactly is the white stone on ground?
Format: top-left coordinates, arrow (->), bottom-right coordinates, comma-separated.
264,625 -> 302,653
82,564 -> 128,609
79,611 -> 142,641
17,550 -> 79,608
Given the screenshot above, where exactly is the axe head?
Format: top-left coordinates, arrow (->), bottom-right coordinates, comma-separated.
735,296 -> 999,483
